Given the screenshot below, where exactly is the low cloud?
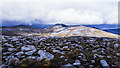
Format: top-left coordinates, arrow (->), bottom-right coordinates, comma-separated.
47,8 -> 104,25
1,0 -> 118,25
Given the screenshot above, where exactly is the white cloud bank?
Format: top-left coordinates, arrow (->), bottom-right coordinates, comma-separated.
1,0 -> 119,25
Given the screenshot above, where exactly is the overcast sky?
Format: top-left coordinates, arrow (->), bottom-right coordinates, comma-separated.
1,0 -> 119,25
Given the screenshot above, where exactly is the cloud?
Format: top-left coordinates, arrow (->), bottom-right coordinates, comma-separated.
47,8 -> 104,25
1,0 -> 118,25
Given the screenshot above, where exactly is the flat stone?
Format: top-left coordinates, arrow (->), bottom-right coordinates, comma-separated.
53,50 -> 61,53
21,45 -> 36,51
73,60 -> 81,66
114,44 -> 119,48
37,50 -> 54,60
60,64 -> 76,68
0,65 -> 9,68
63,46 -> 68,49
4,43 -> 14,47
8,48 -> 17,52
64,63 -> 73,66
60,56 -> 64,58
3,52 -> 12,55
28,56 -> 36,59
16,51 -> 24,58
91,60 -> 95,63
25,49 -> 36,55
89,65 -> 94,68
73,62 -> 81,66
116,53 -> 120,56
100,60 -> 110,68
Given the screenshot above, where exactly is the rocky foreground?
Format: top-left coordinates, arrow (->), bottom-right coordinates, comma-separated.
1,35 -> 120,68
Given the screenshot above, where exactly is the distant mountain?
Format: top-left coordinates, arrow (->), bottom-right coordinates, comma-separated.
45,25 -> 119,39
82,24 -> 119,35
1,25 -> 43,36
103,29 -> 120,35
53,24 -> 68,27
1,24 -> 119,39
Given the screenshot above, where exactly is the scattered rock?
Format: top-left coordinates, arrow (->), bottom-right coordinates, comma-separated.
37,50 -> 54,60
116,53 -> 120,57
21,45 -> 36,51
91,60 -> 95,63
25,49 -> 37,55
89,65 -> 94,68
100,60 -> 110,68
28,56 -> 36,59
60,56 -> 64,58
15,51 -> 25,58
4,43 -> 14,47
53,50 -> 61,53
63,46 -> 68,49
73,60 -> 81,66
8,48 -> 17,52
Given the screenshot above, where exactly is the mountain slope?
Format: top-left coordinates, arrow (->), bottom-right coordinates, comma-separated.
44,25 -> 119,39
1,24 -> 119,39
1,25 -> 43,36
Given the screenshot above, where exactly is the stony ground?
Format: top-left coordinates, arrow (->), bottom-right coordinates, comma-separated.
1,35 -> 120,68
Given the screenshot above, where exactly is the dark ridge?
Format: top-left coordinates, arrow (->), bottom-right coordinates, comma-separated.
53,24 -> 68,27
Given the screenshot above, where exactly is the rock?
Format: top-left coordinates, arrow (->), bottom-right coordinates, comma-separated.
64,63 -> 73,66
91,60 -> 95,63
116,53 -> 120,56
79,65 -> 84,68
60,63 -> 76,68
63,46 -> 68,49
4,43 -> 14,47
60,56 -> 64,58
89,65 -> 94,68
3,52 -> 12,55
75,60 -> 80,63
92,50 -> 97,52
5,55 -> 14,61
65,59 -> 68,61
80,53 -> 84,56
15,51 -> 24,58
73,60 -> 81,66
114,44 -> 119,48
46,43 -> 50,46
21,45 -> 36,51
111,65 -> 117,67
28,56 -> 36,59
82,58 -> 87,62
8,48 -> 17,52
53,50 -> 61,53
25,49 -> 37,55
94,54 -> 104,58
37,50 -> 54,60
8,57 -> 19,66
40,42 -> 44,45
39,38 -> 46,42
78,56 -> 82,58
61,52 -> 65,54
8,66 -> 14,68
100,60 -> 110,68
107,56 -> 111,59
0,65 -> 9,68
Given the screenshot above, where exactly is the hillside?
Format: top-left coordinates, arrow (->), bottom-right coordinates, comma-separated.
1,25 -> 43,36
1,24 -> 119,39
44,25 -> 119,39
